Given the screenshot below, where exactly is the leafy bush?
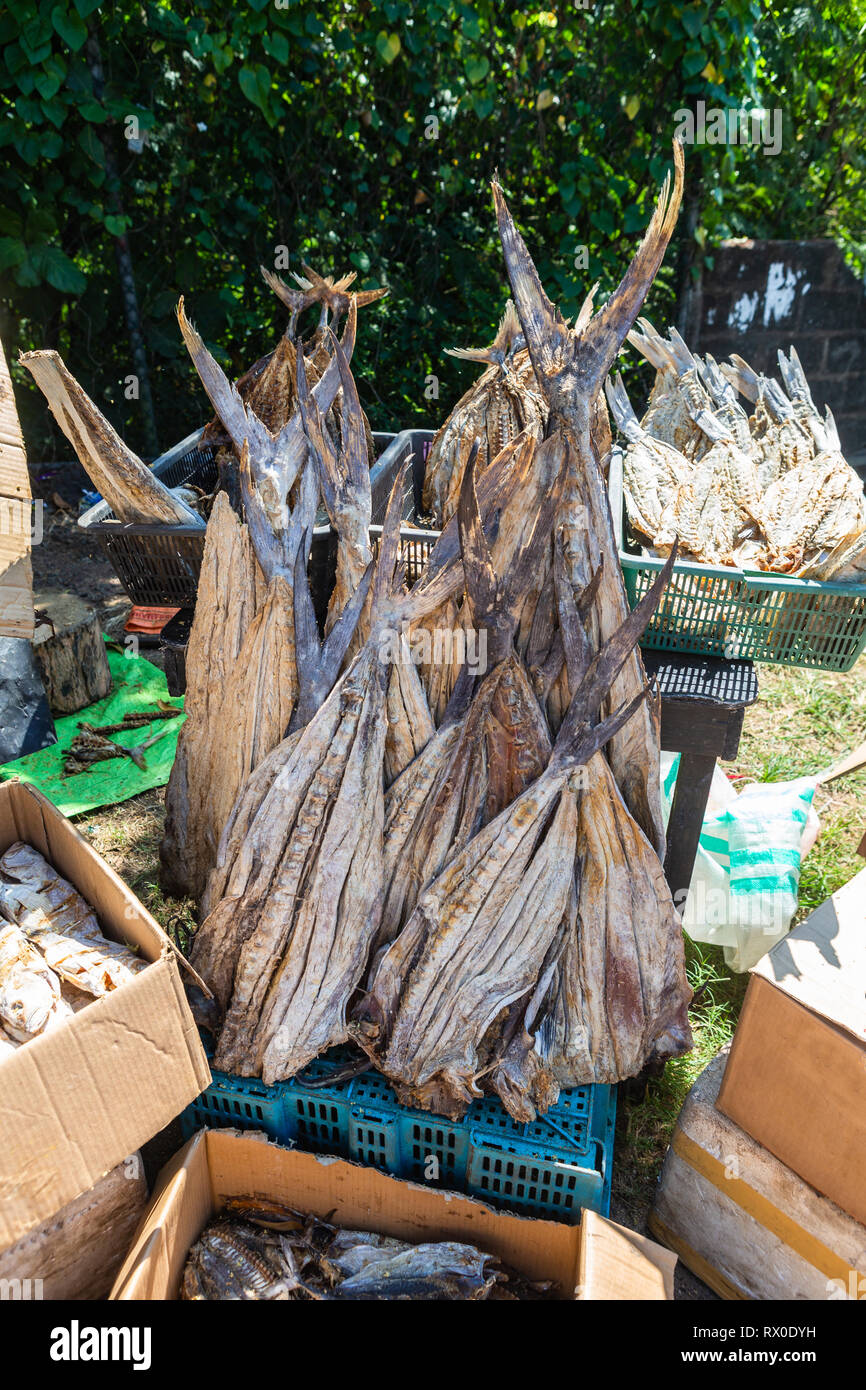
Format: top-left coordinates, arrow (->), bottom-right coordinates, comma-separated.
1,0 -> 862,462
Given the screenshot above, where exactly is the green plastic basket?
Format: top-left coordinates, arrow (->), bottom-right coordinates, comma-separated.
610,448 -> 866,671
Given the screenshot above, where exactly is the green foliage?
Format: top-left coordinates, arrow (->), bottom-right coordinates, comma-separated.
1,0 -> 862,463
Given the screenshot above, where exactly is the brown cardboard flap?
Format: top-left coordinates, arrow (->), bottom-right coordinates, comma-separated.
753,868 -> 866,1042
0,782 -> 210,1248
579,1209 -> 677,1300
718,976 -> 866,1229
112,1130 -> 675,1301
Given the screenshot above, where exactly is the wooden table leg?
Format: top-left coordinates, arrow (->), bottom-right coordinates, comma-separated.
663,751 -> 717,912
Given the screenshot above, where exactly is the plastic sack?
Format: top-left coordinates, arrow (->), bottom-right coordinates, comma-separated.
661,754 -> 820,972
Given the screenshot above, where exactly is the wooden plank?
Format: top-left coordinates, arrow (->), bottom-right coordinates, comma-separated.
0,335 -> 34,640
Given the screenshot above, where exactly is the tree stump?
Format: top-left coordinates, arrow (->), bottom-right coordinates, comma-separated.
32,589 -> 111,715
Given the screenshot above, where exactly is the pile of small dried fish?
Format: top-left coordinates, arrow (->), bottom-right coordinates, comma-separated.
181,1198 -> 551,1300
0,842 -> 146,1051
614,322 -> 866,579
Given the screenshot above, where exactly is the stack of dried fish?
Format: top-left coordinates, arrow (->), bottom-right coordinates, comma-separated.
182,1198 -> 550,1300
161,287 -> 384,900
192,472 -> 461,1081
23,173 -> 696,1120
189,147 -> 693,1121
0,842 -> 146,1050
616,322 -> 866,579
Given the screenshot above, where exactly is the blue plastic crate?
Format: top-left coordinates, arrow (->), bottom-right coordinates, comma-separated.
181,1046 -> 616,1223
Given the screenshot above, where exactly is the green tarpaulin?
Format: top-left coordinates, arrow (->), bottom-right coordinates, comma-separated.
1,646 -> 184,818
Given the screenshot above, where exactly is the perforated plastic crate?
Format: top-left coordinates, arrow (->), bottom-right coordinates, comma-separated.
181,1046 -> 615,1222
78,429 -> 219,607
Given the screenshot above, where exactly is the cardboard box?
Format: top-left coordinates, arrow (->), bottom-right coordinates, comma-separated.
717,869 -> 866,1228
0,1154 -> 148,1300
0,781 -> 210,1248
111,1129 -> 676,1300
652,1050 -> 866,1300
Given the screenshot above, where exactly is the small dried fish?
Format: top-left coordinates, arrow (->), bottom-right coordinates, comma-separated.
0,842 -> 147,985
181,1205 -> 550,1301
423,301 -> 547,525
0,921 -> 71,1041
621,328 -> 866,579
64,725 -> 171,775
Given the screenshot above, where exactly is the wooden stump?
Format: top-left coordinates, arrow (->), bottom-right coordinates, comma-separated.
32,589 -> 111,714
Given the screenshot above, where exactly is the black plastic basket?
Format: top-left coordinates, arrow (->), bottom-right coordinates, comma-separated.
77,429 -> 219,608
78,429 -> 420,612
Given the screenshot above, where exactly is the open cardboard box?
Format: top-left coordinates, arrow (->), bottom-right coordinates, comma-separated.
718,867 -> 866,1228
111,1128 -> 676,1300
0,781 -> 211,1249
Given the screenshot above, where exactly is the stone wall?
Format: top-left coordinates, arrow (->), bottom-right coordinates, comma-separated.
693,239 -> 866,459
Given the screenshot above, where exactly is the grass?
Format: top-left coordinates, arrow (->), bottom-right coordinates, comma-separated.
612,653 -> 866,1232
74,788 -> 197,956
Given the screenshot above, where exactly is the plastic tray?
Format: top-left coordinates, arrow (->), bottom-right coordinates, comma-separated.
181,1046 -> 615,1223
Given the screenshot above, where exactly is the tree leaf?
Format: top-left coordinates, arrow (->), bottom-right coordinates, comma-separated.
264,31 -> 289,64
32,243 -> 87,293
238,65 -> 262,107
376,31 -> 401,64
0,236 -> 26,272
466,56 -> 490,85
50,5 -> 88,51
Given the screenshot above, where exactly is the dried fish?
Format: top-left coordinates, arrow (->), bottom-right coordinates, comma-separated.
161,298 -> 370,900
0,922 -> 71,1041
64,725 -> 171,775
0,842 -> 147,986
376,445 -> 560,952
19,350 -> 204,528
193,470 -> 463,1081
621,327 -> 866,579
353,551 -> 682,1119
493,144 -> 685,859
423,301 -> 547,525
